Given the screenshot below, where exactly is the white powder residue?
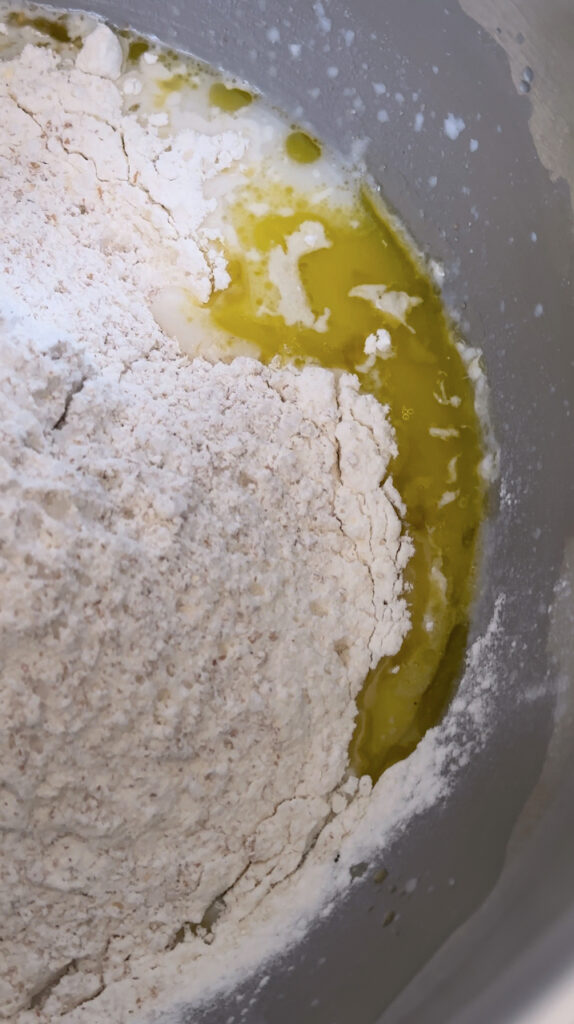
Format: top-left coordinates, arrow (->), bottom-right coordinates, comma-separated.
266,221 -> 331,331
444,113 -> 466,140
356,328 -> 393,372
0,26 -> 414,1022
438,490 -> 459,508
434,378 -> 462,408
365,328 -> 392,357
456,343 -> 500,482
429,257 -> 446,286
313,0 -> 332,35
349,283 -> 423,332
430,426 -> 461,439
74,22 -> 122,79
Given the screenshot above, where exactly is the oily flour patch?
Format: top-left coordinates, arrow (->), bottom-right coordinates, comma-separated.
0,23 -> 413,1022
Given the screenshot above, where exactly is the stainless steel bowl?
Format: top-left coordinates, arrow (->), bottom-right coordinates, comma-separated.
37,1 -> 574,1021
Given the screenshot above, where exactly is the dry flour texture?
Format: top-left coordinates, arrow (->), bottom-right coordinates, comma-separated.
0,24 -> 413,1021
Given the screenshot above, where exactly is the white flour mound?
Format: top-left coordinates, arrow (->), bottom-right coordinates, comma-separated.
0,25 -> 413,1021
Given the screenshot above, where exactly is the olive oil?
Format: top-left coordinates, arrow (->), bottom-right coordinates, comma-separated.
209,82 -> 253,112
209,184 -> 485,781
285,130 -> 322,164
6,8 -> 74,43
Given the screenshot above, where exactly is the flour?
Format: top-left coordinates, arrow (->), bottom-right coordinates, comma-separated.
0,25 -> 414,1021
349,283 -> 423,332
75,22 -> 123,79
266,221 -> 331,331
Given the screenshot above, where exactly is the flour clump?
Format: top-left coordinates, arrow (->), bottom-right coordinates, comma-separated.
0,22 -> 413,1021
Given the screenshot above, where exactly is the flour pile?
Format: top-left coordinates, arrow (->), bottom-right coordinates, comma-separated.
0,24 -> 413,1021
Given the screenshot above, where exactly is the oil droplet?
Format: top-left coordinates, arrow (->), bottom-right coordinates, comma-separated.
159,72 -> 194,95
285,130 -> 322,164
209,82 -> 253,112
127,37 -> 150,62
6,10 -> 73,43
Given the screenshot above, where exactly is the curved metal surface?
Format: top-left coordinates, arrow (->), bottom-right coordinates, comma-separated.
35,1 -> 574,1021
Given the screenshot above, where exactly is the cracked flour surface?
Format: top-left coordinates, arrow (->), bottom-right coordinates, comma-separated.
0,25 -> 413,1022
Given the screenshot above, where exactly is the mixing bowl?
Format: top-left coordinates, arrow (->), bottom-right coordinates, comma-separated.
31,1 -> 574,1021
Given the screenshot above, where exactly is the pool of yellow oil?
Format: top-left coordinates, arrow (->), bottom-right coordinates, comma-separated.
5,7 -> 76,43
209,82 -> 253,112
285,130 -> 322,163
208,185 -> 486,782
